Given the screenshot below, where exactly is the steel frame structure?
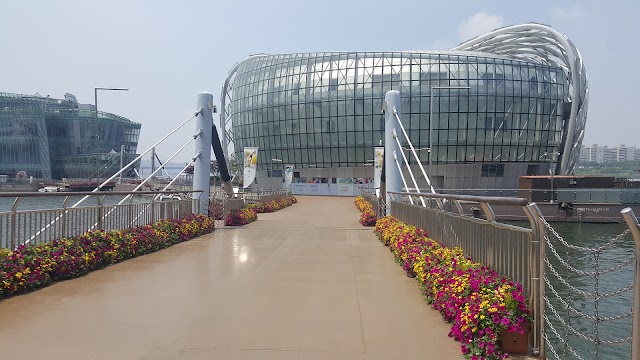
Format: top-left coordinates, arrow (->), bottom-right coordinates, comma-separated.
220,23 -> 587,177
454,23 -> 588,175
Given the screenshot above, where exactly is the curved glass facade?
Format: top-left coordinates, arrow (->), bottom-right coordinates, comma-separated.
0,92 -> 140,180
229,52 -> 566,172
0,94 -> 51,178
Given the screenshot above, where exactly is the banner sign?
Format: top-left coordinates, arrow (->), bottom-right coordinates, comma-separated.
292,177 -> 308,195
374,146 -> 384,190
284,164 -> 294,190
243,147 -> 258,188
337,177 -> 353,197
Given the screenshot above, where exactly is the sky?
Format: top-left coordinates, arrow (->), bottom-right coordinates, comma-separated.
1,0 -> 637,163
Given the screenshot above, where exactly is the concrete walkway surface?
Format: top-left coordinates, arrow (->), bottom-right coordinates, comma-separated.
0,196 -> 461,360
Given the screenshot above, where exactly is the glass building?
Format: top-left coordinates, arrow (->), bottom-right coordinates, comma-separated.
221,23 -> 588,189
0,92 -> 141,180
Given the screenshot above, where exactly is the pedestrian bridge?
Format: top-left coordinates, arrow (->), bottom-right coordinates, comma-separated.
0,196 -> 462,360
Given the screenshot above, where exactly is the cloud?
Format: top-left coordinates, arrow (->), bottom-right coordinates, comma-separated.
457,12 -> 504,41
551,6 -> 585,21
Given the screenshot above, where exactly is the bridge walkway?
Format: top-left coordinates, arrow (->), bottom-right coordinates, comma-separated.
0,196 -> 460,360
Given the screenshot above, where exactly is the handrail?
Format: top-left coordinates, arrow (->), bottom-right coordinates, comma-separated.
0,190 -> 200,199
387,191 -> 529,206
1,190 -> 201,249
621,208 -> 640,360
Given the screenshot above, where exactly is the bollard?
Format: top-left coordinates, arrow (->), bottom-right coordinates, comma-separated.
384,90 -> 403,215
194,92 -> 214,215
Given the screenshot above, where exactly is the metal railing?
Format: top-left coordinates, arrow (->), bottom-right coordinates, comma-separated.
439,188 -> 640,205
360,190 -> 380,215
240,190 -> 291,204
0,190 -> 200,249
541,208 -> 640,360
386,190 -> 546,357
622,208 -> 640,360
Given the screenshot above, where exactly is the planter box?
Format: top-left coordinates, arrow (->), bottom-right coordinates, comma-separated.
500,323 -> 530,354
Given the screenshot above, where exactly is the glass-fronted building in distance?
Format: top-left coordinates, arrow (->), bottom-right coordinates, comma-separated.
0,92 -> 141,180
221,23 -> 588,190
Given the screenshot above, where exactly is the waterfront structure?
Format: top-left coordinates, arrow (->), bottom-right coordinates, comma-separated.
0,92 -> 140,180
221,23 -> 588,189
579,144 -> 640,163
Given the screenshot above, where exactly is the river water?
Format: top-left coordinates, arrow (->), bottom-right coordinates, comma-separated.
0,194 -> 150,212
540,222 -> 634,360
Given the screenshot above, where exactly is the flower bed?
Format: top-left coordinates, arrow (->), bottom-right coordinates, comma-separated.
354,196 -> 377,226
224,196 -> 297,226
249,195 -> 297,213
0,214 -> 214,300
374,215 -> 531,359
225,207 -> 258,226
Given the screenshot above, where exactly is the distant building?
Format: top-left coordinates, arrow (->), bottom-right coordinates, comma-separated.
0,92 -> 141,179
223,23 -> 588,189
579,144 -> 639,163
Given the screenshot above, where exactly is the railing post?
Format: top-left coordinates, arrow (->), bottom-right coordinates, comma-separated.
621,208 -> 640,360
96,195 -> 105,231
151,196 -> 156,223
61,196 -> 70,239
384,90 -> 403,215
480,202 -> 496,222
193,92 -> 213,215
10,197 -> 21,249
128,195 -> 134,228
526,202 -> 546,358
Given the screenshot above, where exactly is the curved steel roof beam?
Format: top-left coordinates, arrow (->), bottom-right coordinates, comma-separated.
466,35 -> 569,62
454,23 -> 587,175
470,47 -> 569,68
486,44 -> 569,68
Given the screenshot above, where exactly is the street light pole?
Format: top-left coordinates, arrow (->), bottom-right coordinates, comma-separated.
429,85 -> 470,177
541,151 -> 560,203
93,87 -> 128,180
94,87 -> 129,113
550,151 -> 560,203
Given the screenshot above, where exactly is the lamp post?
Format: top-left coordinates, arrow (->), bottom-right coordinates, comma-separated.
540,151 -> 560,203
429,86 -> 470,176
94,87 -> 129,113
93,87 -> 128,180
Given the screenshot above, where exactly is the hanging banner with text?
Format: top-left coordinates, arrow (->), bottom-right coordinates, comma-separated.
374,146 -> 384,190
243,147 -> 258,188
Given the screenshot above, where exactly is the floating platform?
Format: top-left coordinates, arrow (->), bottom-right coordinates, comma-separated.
62,180 -> 116,192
